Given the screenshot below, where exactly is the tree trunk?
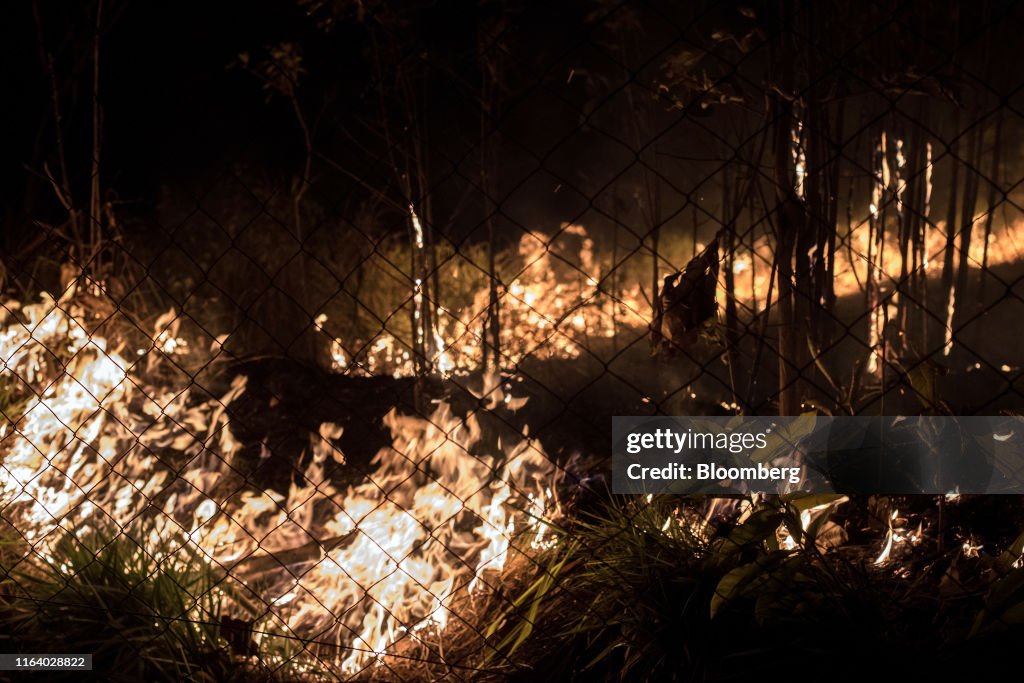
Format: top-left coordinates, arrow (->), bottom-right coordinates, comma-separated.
939,110 -> 960,352
978,110 -> 1003,301
773,1 -> 802,416
951,119 -> 983,355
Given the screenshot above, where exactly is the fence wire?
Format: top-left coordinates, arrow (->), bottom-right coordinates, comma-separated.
3,0 -> 1024,680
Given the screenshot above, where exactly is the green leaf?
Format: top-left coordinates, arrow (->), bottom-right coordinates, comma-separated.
996,531 -> 1024,574
711,563 -> 759,619
722,508 -> 781,551
779,493 -> 847,512
752,416 -> 818,463
971,566 -> 1024,637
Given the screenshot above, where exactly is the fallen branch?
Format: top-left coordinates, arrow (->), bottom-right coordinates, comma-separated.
224,531 -> 357,580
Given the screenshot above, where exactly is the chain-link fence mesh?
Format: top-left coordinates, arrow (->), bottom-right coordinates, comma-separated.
3,0 -> 1024,679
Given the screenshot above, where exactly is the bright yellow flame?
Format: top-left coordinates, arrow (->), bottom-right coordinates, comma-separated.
0,289 -> 557,673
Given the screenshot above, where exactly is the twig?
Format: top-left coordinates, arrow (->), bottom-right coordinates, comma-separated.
224,532 -> 357,580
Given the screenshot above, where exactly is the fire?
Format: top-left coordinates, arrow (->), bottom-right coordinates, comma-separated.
333,224 -> 649,377
322,204 -> 1024,381
873,508 -> 922,566
776,495 -> 848,552
0,286 -> 557,674
720,216 -> 1022,316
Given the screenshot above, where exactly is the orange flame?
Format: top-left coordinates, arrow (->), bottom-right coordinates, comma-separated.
0,287 -> 557,672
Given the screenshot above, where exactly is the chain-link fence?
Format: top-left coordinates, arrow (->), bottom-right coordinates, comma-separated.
3,0 -> 1024,680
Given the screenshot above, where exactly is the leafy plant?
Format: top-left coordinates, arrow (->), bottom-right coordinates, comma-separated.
484,492 -> 1024,682
0,523 -> 243,682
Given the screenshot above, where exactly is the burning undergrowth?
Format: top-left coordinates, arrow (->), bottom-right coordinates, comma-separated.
0,287 -> 559,679
4,285 -> 1024,682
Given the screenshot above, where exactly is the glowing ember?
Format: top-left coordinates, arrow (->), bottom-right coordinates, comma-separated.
944,285 -> 957,357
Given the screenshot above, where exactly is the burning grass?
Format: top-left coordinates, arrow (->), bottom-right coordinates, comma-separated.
3,284 -> 1024,681
0,522 -> 240,682
473,494 -> 1024,681
0,287 -> 559,679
